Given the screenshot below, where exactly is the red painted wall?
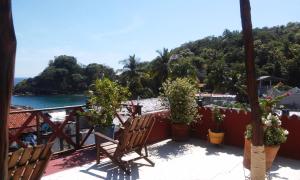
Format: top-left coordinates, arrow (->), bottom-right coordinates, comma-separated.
147,108 -> 300,160
147,111 -> 171,144
279,115 -> 300,159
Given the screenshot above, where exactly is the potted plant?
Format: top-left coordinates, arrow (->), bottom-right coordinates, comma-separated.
243,93 -> 289,170
208,107 -> 225,144
161,78 -> 199,141
82,78 -> 130,139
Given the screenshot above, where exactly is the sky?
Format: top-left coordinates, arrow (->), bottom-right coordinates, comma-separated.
12,0 -> 300,77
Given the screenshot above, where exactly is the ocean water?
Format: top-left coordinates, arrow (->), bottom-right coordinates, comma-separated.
12,77 -> 86,108
11,78 -> 166,111
12,95 -> 86,109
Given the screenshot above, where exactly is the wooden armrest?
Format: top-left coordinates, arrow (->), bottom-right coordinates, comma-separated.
94,132 -> 118,144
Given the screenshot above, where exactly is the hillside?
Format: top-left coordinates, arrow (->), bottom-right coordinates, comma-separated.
15,22 -> 300,101
14,55 -> 115,95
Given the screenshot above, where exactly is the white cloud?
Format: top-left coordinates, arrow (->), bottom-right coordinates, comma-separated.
90,16 -> 144,40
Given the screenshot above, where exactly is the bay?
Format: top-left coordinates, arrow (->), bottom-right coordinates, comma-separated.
12,95 -> 86,109
12,77 -> 86,109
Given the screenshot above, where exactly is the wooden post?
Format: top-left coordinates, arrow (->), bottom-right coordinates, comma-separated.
0,0 -> 17,178
240,0 -> 265,179
75,115 -> 81,149
36,113 -> 41,144
239,0 -> 263,150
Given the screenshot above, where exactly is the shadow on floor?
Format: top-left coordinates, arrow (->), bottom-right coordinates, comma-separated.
196,139 -> 244,157
148,139 -> 191,160
80,161 -> 143,180
148,139 -> 244,160
45,146 -> 99,175
272,156 -> 300,171
51,147 -> 97,169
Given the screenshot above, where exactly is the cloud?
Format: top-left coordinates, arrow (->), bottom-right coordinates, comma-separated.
90,16 -> 144,40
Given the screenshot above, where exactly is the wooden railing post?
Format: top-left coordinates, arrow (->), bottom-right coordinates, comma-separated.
36,113 -> 42,144
0,0 -> 17,178
75,115 -> 81,149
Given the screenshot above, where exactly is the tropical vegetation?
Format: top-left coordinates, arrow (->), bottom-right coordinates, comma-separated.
81,78 -> 130,126
161,78 -> 199,124
245,93 -> 290,146
14,22 -> 300,103
245,113 -> 289,146
211,107 -> 226,132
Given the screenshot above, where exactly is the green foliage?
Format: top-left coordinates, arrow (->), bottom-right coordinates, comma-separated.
14,22 -> 300,101
14,55 -> 115,95
259,93 -> 289,116
211,107 -> 225,132
161,78 -> 199,124
118,55 -> 155,99
168,57 -> 197,80
245,93 -> 289,146
85,63 -> 115,85
245,113 -> 289,146
83,78 -> 130,126
173,22 -> 300,95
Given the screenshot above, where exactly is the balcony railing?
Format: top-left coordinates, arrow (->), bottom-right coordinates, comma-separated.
8,105 -> 300,160
8,103 -> 143,154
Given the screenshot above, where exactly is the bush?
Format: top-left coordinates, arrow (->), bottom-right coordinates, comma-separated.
83,78 -> 130,127
245,113 -> 289,146
211,107 -> 225,132
161,78 -> 199,124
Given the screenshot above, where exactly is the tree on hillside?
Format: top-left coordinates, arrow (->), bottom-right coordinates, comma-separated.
151,48 -> 170,94
118,55 -> 144,99
14,22 -> 300,98
85,63 -> 116,85
168,57 -> 197,80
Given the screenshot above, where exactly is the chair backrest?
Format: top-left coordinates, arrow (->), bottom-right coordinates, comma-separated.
8,142 -> 54,180
115,113 -> 156,156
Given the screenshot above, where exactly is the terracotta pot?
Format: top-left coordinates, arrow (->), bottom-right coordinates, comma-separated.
243,138 -> 280,170
171,123 -> 190,141
208,129 -> 224,144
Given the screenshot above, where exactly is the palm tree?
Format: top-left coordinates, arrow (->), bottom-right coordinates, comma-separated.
119,54 -> 140,79
152,48 -> 170,93
119,55 -> 144,98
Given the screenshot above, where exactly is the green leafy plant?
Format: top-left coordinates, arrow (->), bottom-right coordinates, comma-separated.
211,107 -> 225,132
245,113 -> 289,146
161,78 -> 200,124
81,78 -> 130,127
259,93 -> 289,115
245,93 -> 289,146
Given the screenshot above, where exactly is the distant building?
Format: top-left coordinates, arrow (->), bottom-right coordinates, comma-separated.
257,76 -> 286,96
197,93 -> 236,106
280,87 -> 300,109
9,108 -> 37,134
8,108 -> 38,149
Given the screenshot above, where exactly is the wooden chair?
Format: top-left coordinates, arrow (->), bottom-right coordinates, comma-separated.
95,113 -> 156,175
8,142 -> 54,180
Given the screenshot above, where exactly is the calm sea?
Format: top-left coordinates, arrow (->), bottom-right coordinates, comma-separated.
12,77 -> 86,109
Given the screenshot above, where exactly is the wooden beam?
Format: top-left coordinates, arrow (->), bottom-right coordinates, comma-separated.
239,0 -> 263,146
0,0 -> 17,178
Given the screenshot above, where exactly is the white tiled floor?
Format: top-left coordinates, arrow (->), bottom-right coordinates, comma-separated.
43,139 -> 300,180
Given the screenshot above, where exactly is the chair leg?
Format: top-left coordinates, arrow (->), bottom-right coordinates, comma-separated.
143,146 -> 155,166
96,142 -> 100,164
143,157 -> 155,166
135,146 -> 155,166
116,160 -> 131,175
